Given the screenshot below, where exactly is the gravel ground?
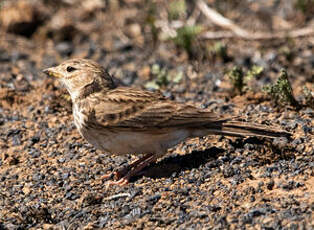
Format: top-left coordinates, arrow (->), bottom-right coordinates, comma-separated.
0,0 -> 313,229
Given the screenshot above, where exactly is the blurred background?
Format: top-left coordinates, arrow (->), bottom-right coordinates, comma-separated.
0,0 -> 313,92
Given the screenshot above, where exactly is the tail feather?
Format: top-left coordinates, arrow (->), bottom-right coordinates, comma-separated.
205,121 -> 291,138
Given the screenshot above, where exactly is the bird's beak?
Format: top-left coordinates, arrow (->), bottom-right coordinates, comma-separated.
43,67 -> 62,78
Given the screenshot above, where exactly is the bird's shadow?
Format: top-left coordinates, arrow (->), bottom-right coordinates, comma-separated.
130,136 -> 294,182
132,147 -> 225,181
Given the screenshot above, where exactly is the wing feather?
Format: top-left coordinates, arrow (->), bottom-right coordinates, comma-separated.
90,88 -> 226,129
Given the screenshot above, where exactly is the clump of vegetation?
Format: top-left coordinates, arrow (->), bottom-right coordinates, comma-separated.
303,86 -> 314,109
168,0 -> 186,20
246,65 -> 264,80
145,64 -> 183,90
172,25 -> 203,58
165,0 -> 202,59
208,42 -> 231,62
295,0 -> 314,15
145,1 -> 159,45
279,46 -> 295,62
227,65 -> 264,95
227,66 -> 245,94
263,69 -> 300,108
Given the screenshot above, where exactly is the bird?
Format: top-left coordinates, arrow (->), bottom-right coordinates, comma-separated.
43,58 -> 291,185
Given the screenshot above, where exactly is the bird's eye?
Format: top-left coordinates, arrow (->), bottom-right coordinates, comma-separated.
66,66 -> 76,72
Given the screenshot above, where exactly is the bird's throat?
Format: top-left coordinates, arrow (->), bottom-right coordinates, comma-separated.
78,80 -> 103,100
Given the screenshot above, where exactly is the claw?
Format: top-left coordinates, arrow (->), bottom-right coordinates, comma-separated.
100,172 -> 114,180
101,153 -> 158,186
106,177 -> 129,186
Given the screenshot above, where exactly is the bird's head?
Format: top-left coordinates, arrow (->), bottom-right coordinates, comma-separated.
43,58 -> 116,100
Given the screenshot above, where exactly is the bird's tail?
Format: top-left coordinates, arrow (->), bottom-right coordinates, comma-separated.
204,120 -> 291,138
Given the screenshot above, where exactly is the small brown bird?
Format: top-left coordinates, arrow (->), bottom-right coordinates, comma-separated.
43,59 -> 290,185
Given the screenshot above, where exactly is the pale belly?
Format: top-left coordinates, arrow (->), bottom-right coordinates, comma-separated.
78,127 -> 190,156
73,105 -> 192,156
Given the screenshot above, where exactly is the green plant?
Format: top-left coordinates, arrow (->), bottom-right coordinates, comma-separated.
172,25 -> 203,58
145,1 -> 159,45
295,0 -> 314,14
210,42 -> 230,61
263,69 -> 300,108
227,65 -> 263,94
168,0 -> 186,20
303,86 -> 314,108
246,65 -> 264,80
227,66 -> 245,94
279,46 -> 295,62
145,64 -> 183,90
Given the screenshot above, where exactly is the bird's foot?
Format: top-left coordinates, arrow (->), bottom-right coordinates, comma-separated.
102,153 -> 157,186
100,170 -> 130,186
100,166 -> 130,181
106,177 -> 129,186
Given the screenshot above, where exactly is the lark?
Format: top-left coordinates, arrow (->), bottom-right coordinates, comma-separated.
43,58 -> 290,185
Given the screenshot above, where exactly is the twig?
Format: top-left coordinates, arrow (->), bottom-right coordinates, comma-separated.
200,31 -> 235,39
202,26 -> 314,40
103,193 -> 131,201
196,0 -> 250,38
187,5 -> 201,26
197,0 -> 314,40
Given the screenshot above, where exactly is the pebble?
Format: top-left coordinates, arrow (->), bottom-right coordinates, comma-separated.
55,42 -> 74,57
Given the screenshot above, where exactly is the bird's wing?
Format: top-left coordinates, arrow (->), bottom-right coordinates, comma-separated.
90,88 -> 227,129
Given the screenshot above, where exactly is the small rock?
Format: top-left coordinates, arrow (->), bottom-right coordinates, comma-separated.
223,166 -> 236,178
121,70 -> 137,86
302,125 -> 312,134
207,205 -> 221,212
55,42 -> 74,57
146,194 -> 161,205
267,180 -> 275,190
272,137 -> 288,148
128,23 -> 141,38
30,136 -> 40,145
0,49 -> 10,62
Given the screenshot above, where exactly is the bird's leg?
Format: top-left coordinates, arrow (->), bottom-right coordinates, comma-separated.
100,153 -> 154,181
106,153 -> 158,186
114,153 -> 154,180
